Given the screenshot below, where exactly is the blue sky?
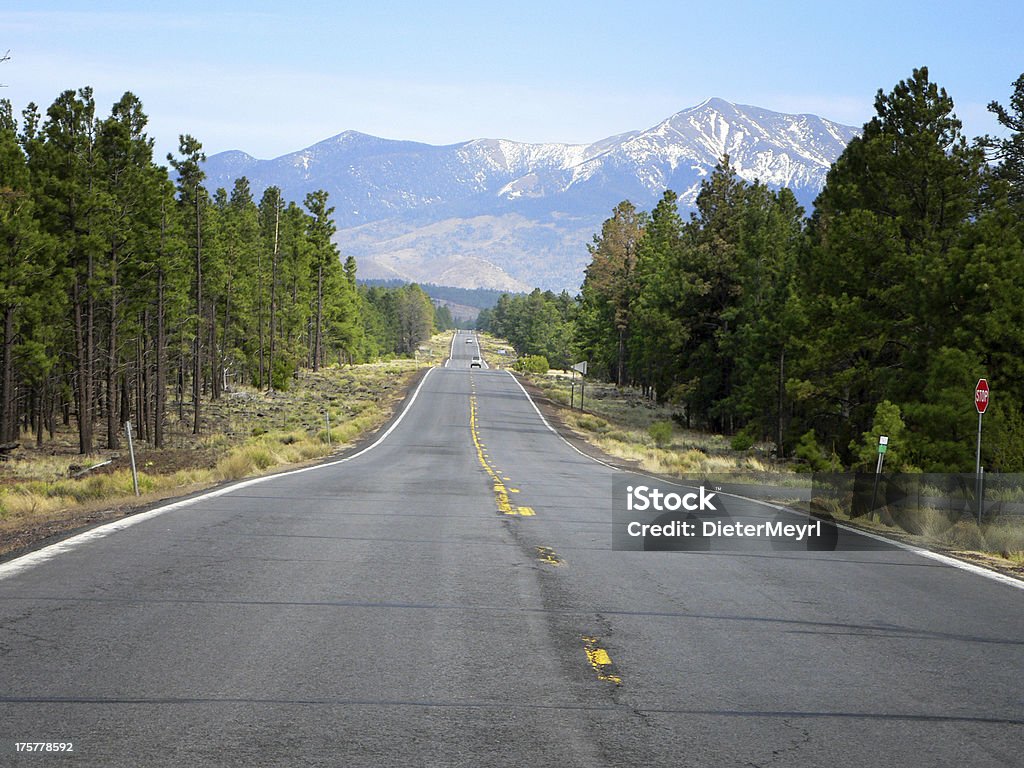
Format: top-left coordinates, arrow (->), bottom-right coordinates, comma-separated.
3,1 -> 1022,162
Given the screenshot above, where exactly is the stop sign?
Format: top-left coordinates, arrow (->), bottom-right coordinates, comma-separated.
976,378 -> 990,414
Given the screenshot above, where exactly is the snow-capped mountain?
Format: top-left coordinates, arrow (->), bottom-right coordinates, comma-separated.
201,99 -> 859,291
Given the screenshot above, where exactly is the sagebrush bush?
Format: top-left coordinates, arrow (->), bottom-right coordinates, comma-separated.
515,355 -> 549,374
648,421 -> 673,448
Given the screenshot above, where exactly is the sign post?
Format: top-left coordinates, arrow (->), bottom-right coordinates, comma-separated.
572,361 -> 588,412
871,435 -> 888,511
975,378 -> 989,523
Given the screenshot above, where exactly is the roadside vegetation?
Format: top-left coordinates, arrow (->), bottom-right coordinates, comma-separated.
523,371 -> 778,476
0,333 -> 450,558
517,368 -> 1024,572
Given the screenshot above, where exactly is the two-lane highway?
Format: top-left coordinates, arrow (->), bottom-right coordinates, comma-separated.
1,333 -> 1021,766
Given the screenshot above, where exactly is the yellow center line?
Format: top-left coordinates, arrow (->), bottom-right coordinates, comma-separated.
470,392 -> 533,517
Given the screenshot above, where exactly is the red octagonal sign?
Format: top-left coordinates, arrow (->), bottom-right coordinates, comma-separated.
976,378 -> 990,414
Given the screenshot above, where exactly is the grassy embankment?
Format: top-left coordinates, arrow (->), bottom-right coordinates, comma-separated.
0,333 -> 451,557
515,366 -> 1024,568
523,370 -> 775,475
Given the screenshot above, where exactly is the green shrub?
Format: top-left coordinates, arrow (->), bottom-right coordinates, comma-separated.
576,414 -> 610,433
548,389 -> 569,405
730,425 -> 757,451
794,430 -> 841,472
606,429 -> 634,444
515,355 -> 549,374
648,420 -> 673,448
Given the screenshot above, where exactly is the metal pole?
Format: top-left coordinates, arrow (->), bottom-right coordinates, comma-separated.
125,420 -> 140,497
580,376 -> 584,412
570,370 -> 575,409
871,451 -> 885,512
976,412 -> 983,523
325,411 -> 331,446
978,466 -> 985,524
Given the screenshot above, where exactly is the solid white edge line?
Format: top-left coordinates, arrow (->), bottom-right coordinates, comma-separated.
690,485 -> 1024,592
0,366 -> 438,582
506,370 -> 1023,593
446,331 -> 458,368
504,370 -> 615,469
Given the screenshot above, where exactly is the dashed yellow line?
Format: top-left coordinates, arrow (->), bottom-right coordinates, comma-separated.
470,394 -> 533,516
582,636 -> 622,684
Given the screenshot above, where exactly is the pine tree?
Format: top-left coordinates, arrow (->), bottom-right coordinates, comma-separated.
167,134 -> 207,434
95,92 -> 161,447
0,100 -> 57,445
258,186 -> 284,389
32,88 -> 105,454
981,72 -> 1024,205
719,184 -> 804,450
631,189 -> 688,403
303,190 -> 335,371
801,67 -> 985,460
576,201 -> 645,385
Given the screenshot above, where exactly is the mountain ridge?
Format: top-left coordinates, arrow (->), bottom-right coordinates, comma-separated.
201,99 -> 860,291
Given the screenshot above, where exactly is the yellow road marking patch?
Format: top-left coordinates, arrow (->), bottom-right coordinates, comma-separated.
536,546 -> 563,566
582,636 -> 622,684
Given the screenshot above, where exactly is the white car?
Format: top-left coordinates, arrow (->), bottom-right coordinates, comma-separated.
470,356 -> 482,368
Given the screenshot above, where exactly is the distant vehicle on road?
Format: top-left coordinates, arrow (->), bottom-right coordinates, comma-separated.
470,356 -> 482,368
465,338 -> 473,343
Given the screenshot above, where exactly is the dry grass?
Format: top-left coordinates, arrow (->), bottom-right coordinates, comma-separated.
801,493 -> 1024,566
933,517 -> 1024,560
549,387 -> 769,477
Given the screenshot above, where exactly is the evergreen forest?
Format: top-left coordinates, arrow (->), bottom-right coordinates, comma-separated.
479,69 -> 1024,473
0,87 -> 450,454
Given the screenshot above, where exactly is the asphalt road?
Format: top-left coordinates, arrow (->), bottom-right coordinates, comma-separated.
1,329 -> 1021,766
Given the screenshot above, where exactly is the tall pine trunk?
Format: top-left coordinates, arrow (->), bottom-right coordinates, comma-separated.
106,247 -> 119,449
155,270 -> 166,448
73,273 -> 94,454
0,306 -> 15,444
268,204 -> 280,391
314,261 -> 323,372
192,188 -> 202,435
616,327 -> 626,388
